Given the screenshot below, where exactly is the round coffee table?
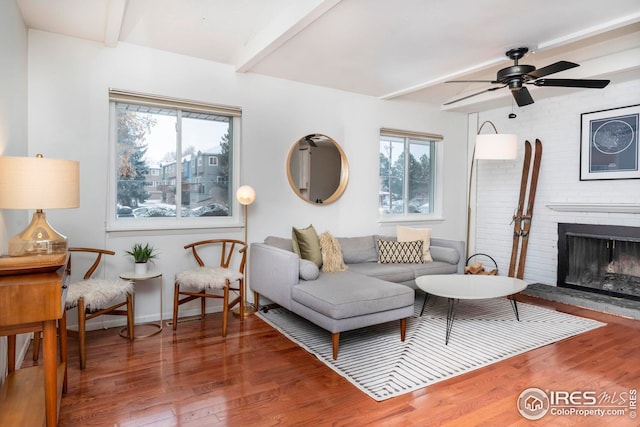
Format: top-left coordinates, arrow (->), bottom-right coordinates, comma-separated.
415,274 -> 527,344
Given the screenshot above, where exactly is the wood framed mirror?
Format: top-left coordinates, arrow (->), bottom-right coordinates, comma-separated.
286,134 -> 349,205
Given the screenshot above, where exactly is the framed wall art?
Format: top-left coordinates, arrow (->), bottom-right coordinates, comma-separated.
580,104 -> 640,180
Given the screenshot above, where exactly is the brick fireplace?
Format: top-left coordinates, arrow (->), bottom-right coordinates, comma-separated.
557,223 -> 640,301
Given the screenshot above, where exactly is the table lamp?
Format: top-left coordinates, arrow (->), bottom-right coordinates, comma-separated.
0,154 -> 80,257
466,121 -> 518,259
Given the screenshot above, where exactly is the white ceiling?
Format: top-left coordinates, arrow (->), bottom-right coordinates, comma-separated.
16,0 -> 640,112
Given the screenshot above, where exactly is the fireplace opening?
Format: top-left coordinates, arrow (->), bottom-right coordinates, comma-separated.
558,223 -> 640,301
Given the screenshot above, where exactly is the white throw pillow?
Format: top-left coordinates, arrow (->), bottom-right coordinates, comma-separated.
396,225 -> 433,262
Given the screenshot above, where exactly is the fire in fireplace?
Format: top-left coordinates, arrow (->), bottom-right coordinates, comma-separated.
558,223 -> 640,301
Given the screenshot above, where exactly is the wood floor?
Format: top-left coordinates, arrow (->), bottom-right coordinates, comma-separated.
23,295 -> 640,427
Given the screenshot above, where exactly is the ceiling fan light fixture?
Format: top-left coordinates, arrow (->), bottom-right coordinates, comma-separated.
509,79 -> 523,90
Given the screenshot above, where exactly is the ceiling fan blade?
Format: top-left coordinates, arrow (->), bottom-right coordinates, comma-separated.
528,61 -> 579,79
304,136 -> 318,147
512,87 -> 534,107
443,85 -> 506,106
445,80 -> 498,83
531,78 -> 610,89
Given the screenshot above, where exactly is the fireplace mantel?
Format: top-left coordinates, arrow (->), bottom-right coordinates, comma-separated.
546,203 -> 640,214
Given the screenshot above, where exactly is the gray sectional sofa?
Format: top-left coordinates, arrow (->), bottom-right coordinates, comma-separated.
250,234 -> 465,358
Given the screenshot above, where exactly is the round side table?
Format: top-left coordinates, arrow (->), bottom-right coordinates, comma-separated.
119,270 -> 163,339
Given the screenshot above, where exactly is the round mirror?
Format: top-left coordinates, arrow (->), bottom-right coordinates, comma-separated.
286,134 -> 349,205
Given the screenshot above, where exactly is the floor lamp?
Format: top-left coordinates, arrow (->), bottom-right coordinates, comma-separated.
234,184 -> 256,319
466,121 -> 518,260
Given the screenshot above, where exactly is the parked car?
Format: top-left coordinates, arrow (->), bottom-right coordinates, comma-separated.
144,206 -> 175,217
192,203 -> 229,217
117,206 -> 134,218
132,207 -> 150,217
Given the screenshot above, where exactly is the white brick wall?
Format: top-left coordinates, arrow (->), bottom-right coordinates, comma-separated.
473,78 -> 640,285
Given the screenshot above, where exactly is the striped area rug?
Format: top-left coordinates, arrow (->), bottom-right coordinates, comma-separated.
257,297 -> 605,401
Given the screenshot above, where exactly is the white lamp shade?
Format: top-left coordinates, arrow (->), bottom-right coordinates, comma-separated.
0,156 -> 80,209
236,185 -> 256,206
475,134 -> 518,160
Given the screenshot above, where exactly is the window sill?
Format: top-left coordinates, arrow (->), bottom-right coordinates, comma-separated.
106,219 -> 243,233
377,215 -> 445,224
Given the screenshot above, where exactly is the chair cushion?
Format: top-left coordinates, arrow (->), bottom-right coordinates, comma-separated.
176,267 -> 243,291
66,278 -> 134,310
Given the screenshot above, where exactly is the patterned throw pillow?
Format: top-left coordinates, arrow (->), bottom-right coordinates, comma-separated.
377,240 -> 424,264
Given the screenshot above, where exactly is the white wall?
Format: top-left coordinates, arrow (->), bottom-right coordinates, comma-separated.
472,78 -> 640,285
0,0 -> 30,382
0,2 -> 28,251
25,30 -> 469,327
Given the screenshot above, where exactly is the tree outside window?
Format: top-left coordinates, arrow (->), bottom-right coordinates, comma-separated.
114,101 -> 236,220
379,133 -> 436,216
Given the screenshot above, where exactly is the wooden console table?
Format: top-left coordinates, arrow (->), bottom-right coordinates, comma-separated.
0,268 -> 68,427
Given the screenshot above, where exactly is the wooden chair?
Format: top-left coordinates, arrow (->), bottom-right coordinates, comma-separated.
172,239 -> 247,337
35,248 -> 134,370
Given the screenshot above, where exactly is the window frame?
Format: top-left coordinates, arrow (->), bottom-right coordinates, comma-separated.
106,90 -> 243,232
378,128 -> 444,222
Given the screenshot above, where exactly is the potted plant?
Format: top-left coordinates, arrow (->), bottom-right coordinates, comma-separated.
126,243 -> 158,274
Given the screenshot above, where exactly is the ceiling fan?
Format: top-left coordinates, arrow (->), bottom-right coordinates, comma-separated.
304,134 -> 329,147
444,47 -> 610,107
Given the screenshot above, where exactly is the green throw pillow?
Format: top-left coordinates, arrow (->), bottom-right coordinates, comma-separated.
377,239 -> 424,264
292,224 -> 323,268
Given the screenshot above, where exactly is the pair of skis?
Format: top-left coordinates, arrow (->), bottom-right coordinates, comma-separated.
508,139 -> 542,279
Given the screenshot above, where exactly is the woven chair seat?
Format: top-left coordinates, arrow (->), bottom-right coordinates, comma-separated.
175,267 -> 243,291
66,278 -> 134,311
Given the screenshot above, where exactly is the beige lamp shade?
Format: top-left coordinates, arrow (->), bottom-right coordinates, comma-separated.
0,156 -> 80,209
236,185 -> 256,206
475,134 -> 518,160
0,155 -> 79,257
466,122 -> 518,260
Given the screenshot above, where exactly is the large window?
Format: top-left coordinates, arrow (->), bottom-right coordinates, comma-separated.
379,128 -> 442,217
108,90 -> 241,230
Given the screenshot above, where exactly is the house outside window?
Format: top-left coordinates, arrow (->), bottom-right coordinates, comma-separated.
379,128 -> 442,218
108,90 -> 242,230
